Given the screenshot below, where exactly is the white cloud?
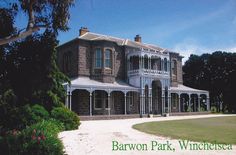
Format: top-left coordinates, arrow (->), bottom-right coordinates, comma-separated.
223,47 -> 236,53
172,39 -> 211,63
172,39 -> 236,64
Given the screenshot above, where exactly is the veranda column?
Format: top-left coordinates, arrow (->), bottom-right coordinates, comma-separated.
188,93 -> 191,111
198,94 -> 201,112
124,93 -> 127,115
162,90 -> 165,114
89,92 -> 92,116
143,95 -> 145,115
168,93 -> 171,113
150,91 -> 152,114
178,93 -> 181,112
207,94 -> 210,111
108,92 -> 111,115
139,94 -> 142,117
65,91 -> 69,108
69,91 -> 72,110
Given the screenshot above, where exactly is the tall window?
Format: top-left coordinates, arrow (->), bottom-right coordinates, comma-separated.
105,49 -> 111,68
144,56 -> 148,69
164,58 -> 167,71
95,48 -> 102,68
63,52 -> 71,73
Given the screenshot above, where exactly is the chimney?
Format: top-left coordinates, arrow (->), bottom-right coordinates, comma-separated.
79,27 -> 89,36
134,34 -> 141,43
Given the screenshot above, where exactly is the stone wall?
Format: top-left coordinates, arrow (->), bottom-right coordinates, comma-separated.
169,52 -> 183,87
57,39 -> 126,83
78,40 -> 91,76
56,40 -> 79,78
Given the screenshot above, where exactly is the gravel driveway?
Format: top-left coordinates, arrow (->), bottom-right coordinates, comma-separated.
59,114 -> 236,155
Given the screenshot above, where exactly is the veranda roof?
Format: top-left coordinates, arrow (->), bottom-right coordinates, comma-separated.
64,76 -> 140,93
170,84 -> 208,94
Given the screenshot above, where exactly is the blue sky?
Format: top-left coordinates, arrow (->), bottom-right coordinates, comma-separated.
57,0 -> 236,62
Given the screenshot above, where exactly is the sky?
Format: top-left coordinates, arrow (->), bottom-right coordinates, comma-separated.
7,0 -> 236,63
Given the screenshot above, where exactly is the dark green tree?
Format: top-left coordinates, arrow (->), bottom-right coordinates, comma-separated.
5,31 -> 69,110
0,1 -> 73,132
183,51 -> 236,113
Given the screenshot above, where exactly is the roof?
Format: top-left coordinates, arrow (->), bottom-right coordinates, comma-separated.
79,32 -> 164,52
65,76 -> 139,93
170,84 -> 208,94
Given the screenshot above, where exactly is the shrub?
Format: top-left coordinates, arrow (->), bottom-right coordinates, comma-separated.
31,104 -> 49,123
211,106 -> 217,113
21,120 -> 64,155
51,107 -> 80,130
0,101 -> 50,133
0,120 -> 64,155
187,107 -> 192,112
16,104 -> 50,129
200,107 -> 206,112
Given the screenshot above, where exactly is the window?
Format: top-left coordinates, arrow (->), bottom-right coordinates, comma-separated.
105,49 -> 111,68
144,56 -> 148,69
63,52 -> 71,73
127,92 -> 134,107
164,58 -> 167,71
95,48 -> 102,68
94,91 -> 102,109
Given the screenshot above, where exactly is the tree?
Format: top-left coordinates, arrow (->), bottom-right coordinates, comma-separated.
0,1 -> 73,132
0,0 -> 74,45
4,31 -> 69,109
183,51 -> 236,113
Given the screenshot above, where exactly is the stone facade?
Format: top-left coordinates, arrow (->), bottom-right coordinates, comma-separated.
57,27 -> 210,116
169,52 -> 183,87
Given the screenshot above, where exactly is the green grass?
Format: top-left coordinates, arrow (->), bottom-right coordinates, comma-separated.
133,116 -> 236,144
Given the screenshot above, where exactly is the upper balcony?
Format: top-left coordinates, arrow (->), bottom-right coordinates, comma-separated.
127,54 -> 170,78
128,69 -> 169,77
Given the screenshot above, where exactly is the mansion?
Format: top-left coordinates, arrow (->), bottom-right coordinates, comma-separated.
57,27 -> 210,116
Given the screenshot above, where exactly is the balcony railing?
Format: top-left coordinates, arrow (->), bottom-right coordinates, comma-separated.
128,69 -> 169,77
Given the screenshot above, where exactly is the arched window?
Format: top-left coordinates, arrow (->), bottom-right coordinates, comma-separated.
164,58 -> 167,71
144,56 -> 148,69
105,49 -> 111,68
63,52 -> 71,73
95,48 -> 102,68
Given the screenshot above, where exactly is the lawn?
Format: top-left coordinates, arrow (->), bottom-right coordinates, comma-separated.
133,116 -> 236,144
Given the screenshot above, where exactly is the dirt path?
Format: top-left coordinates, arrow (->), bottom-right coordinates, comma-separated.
59,114 -> 236,155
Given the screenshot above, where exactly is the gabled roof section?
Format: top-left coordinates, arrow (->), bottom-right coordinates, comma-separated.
79,32 -> 164,52
79,32 -> 125,46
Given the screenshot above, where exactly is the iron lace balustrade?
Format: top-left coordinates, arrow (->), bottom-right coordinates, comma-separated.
128,69 -> 169,77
